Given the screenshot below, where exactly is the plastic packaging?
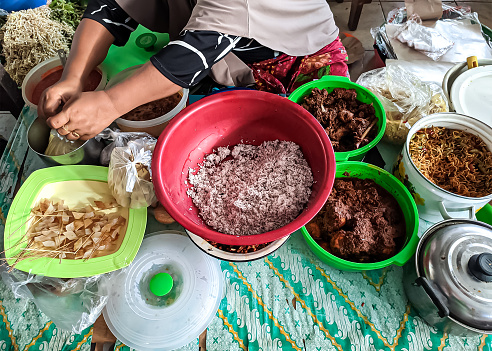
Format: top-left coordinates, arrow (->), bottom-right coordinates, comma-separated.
386,4 -> 477,26
44,129 -> 84,156
356,65 -> 448,145
96,128 -> 154,166
107,135 -> 157,209
1,267 -> 111,334
391,14 -> 454,61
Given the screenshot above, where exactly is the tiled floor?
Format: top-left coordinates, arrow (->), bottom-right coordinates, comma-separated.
328,0 -> 492,80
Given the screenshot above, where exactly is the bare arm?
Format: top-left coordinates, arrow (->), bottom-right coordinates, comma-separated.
62,18 -> 114,85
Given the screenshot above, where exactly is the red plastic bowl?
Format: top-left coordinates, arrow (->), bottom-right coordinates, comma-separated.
152,90 -> 336,245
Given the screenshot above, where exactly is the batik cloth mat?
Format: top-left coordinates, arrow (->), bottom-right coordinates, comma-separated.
0,106 -> 490,351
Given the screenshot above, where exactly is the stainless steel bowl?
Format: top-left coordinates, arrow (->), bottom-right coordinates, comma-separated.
27,118 -> 104,166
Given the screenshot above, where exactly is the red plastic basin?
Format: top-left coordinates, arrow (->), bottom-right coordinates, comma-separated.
152,90 -> 336,245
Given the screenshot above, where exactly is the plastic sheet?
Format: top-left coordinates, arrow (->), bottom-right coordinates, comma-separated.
0,267 -> 111,334
356,65 -> 448,145
373,4 -> 492,61
386,4 -> 476,25
391,14 -> 454,61
107,136 -> 157,209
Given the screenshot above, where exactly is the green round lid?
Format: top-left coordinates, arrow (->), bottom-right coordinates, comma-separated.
136,33 -> 157,51
149,272 -> 173,296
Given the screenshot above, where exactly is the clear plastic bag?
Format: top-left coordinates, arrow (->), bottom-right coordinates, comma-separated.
44,129 -> 84,156
108,137 -> 157,208
356,65 -> 448,145
96,128 -> 154,166
0,267 -> 111,334
386,3 -> 477,25
391,14 -> 454,61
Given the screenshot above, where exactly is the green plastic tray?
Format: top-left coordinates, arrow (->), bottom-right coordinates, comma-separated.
4,165 -> 147,278
302,161 -> 419,271
289,76 -> 387,162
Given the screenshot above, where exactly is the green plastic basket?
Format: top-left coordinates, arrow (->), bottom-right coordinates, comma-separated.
301,161 -> 419,271
289,76 -> 386,162
4,165 -> 147,278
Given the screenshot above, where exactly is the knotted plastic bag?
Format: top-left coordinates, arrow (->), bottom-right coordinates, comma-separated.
96,128 -> 154,166
107,138 -> 157,208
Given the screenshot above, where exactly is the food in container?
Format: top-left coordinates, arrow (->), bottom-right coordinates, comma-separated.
356,66 -> 448,145
302,162 -> 419,271
22,56 -> 107,110
8,197 -> 127,266
394,113 -> 492,222
305,177 -> 406,263
403,219 -> 492,336
299,87 -> 378,152
186,140 -> 313,236
409,126 -> 492,198
103,231 -> 223,351
30,68 -> 102,105
3,165 -> 147,278
186,229 -> 290,262
105,65 -> 188,137
152,90 -> 336,246
206,240 -> 270,253
120,92 -> 182,121
289,75 -> 386,161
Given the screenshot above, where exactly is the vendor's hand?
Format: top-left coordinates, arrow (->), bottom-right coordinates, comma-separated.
47,90 -> 121,141
37,79 -> 83,119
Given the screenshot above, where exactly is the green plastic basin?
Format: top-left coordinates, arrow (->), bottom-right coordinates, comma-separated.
301,161 -> 419,271
289,76 -> 386,162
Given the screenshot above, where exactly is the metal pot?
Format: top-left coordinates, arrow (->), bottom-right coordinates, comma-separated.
395,113 -> 492,222
403,219 -> 492,336
27,118 -> 103,166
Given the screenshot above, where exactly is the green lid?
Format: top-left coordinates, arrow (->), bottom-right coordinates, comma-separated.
136,33 -> 158,51
149,272 -> 173,296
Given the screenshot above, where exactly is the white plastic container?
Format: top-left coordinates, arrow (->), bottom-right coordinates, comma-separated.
449,66 -> 492,128
103,231 -> 223,351
186,230 -> 290,262
22,56 -> 107,110
105,65 -> 189,137
394,113 -> 492,222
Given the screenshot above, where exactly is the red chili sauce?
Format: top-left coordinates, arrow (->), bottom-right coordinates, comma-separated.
31,67 -> 102,105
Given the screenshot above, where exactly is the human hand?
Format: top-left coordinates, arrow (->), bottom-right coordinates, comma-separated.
46,90 -> 121,141
37,78 -> 83,119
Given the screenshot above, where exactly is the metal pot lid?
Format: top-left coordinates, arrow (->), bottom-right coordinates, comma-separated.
417,219 -> 492,331
103,232 -> 223,351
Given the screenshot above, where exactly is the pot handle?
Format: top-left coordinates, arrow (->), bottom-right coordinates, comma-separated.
416,277 -> 449,318
438,201 -> 476,220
